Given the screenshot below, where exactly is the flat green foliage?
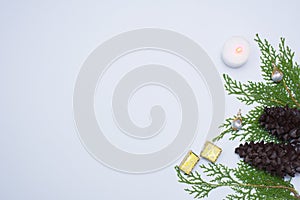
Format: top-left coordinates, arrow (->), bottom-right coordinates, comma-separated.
176,161 -> 297,200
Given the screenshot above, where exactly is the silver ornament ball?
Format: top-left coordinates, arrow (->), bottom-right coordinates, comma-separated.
271,69 -> 283,83
232,118 -> 242,131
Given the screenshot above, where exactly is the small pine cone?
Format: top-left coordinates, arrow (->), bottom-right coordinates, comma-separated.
235,141 -> 300,178
259,106 -> 300,146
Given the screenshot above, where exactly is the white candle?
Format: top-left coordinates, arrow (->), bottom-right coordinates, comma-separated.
222,36 -> 250,68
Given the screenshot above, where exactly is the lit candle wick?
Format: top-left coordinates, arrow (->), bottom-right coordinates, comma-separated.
235,46 -> 243,54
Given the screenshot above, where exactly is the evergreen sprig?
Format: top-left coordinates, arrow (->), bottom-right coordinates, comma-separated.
176,161 -> 299,200
214,106 -> 279,143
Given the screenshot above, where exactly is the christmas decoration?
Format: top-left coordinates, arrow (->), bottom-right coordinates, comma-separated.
221,36 -> 250,68
214,35 -> 300,143
231,109 -> 243,131
235,141 -> 300,177
271,64 -> 284,83
176,34 -> 300,199
200,141 -> 222,163
179,142 -> 222,175
259,106 -> 300,147
179,151 -> 200,175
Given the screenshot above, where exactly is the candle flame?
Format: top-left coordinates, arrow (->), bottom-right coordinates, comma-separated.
235,47 -> 243,54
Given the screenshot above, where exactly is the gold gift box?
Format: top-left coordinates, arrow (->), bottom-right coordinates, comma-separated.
179,150 -> 200,175
200,141 -> 222,163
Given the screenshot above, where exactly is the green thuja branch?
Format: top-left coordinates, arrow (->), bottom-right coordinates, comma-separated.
214,106 -> 279,143
256,35 -> 300,107
176,161 -> 300,200
214,34 -> 300,142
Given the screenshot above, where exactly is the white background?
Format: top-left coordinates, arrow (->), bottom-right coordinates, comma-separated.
1,0 -> 300,199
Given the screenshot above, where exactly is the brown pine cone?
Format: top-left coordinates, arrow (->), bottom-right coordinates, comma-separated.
235,141 -> 300,178
259,106 -> 300,147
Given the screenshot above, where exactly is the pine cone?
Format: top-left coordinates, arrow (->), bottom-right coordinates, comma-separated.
259,106 -> 300,147
235,141 -> 300,177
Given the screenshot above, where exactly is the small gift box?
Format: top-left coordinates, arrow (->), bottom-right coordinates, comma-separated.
200,141 -> 222,163
179,150 -> 200,175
